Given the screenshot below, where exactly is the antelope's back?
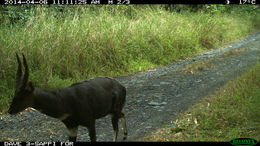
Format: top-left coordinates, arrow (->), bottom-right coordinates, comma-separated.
67,77 -> 126,118
71,77 -> 125,93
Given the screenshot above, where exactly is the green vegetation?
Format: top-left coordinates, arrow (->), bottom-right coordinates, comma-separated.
141,63 -> 260,141
0,5 -> 259,113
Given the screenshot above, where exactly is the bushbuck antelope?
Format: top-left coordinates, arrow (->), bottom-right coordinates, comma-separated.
8,53 -> 128,142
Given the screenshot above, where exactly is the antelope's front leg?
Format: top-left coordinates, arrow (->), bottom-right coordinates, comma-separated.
62,119 -> 78,142
67,127 -> 78,142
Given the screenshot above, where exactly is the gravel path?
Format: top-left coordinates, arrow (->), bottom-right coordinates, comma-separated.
0,32 -> 259,142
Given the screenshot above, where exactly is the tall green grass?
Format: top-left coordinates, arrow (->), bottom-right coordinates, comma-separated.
0,6 -> 259,113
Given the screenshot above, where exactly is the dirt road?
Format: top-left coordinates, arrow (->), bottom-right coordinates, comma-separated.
0,32 -> 259,142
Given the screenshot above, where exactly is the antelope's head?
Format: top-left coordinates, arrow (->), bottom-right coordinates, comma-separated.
8,54 -> 35,115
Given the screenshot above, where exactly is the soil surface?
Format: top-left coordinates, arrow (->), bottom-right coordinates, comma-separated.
0,32 -> 259,142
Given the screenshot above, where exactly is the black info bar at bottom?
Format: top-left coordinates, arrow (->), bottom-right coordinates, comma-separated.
0,142 -> 230,146
2,0 -> 258,5
2,142 -> 73,146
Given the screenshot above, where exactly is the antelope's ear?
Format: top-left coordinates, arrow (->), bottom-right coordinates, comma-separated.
25,81 -> 35,93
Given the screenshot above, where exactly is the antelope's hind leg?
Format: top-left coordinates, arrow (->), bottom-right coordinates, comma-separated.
111,114 -> 119,141
120,113 -> 128,140
111,113 -> 128,141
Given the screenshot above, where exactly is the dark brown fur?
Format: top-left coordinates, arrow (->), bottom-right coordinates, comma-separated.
8,54 -> 128,142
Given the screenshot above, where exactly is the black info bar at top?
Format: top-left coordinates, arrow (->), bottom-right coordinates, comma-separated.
2,0 -> 258,5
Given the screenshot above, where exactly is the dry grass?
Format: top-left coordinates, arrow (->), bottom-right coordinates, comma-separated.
217,48 -> 247,58
177,59 -> 214,73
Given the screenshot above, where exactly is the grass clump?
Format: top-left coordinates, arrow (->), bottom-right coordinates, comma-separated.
141,63 -> 260,141
178,59 -> 213,73
0,5 -> 259,113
